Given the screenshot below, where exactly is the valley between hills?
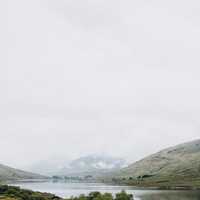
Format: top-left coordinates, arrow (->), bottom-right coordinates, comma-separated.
1,139 -> 200,190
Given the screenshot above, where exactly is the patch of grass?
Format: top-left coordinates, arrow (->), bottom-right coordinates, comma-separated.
0,196 -> 18,200
0,185 -> 61,200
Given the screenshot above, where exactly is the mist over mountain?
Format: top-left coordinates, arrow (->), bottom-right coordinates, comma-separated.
26,157 -> 71,176
28,155 -> 128,177
59,155 -> 128,177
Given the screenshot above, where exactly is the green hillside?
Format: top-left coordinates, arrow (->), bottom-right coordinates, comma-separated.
0,164 -> 47,181
109,139 -> 200,188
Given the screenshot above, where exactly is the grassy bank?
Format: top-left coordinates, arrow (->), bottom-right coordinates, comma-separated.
102,176 -> 200,190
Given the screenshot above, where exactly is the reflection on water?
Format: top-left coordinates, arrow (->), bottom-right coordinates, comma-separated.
10,181 -> 200,200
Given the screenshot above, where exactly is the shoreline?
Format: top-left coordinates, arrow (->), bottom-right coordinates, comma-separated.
5,179 -> 200,191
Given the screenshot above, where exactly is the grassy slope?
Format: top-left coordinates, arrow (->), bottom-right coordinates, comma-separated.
0,164 -> 47,181
108,139 -> 200,188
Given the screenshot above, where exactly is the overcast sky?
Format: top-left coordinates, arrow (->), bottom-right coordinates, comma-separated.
1,0 -> 200,168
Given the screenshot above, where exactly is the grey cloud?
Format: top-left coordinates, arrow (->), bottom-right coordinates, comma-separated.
1,0 -> 200,168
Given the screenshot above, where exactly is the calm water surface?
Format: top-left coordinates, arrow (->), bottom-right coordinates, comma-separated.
10,181 -> 200,200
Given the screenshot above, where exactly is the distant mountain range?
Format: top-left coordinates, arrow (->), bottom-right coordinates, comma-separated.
0,163 -> 47,181
58,155 -> 128,177
110,139 -> 200,188
3,139 -> 200,188
26,157 -> 70,176
28,155 -> 128,177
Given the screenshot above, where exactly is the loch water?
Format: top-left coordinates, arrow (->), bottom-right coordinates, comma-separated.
10,181 -> 200,200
